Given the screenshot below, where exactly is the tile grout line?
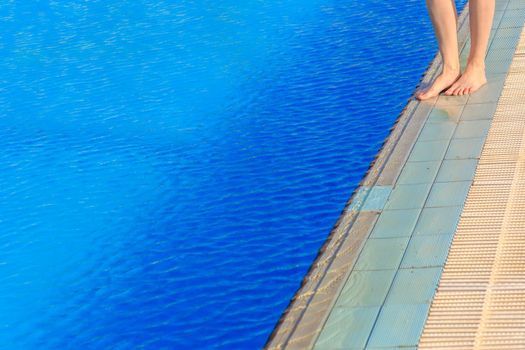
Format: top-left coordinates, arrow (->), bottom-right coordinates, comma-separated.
362,3 -> 518,347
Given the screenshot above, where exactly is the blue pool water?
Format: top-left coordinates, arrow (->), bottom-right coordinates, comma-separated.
0,1 -> 466,348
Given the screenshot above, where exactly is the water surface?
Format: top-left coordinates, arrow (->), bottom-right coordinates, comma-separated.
0,0 -> 466,348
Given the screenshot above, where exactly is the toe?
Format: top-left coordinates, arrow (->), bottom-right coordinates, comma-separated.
446,82 -> 459,95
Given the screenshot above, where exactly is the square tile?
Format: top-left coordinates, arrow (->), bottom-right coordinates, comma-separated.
493,27 -> 522,41
499,10 -> 525,28
413,206 -> 462,236
486,47 -> 517,63
427,105 -> 463,123
361,186 -> 393,211
468,74 -> 506,103
495,0 -> 509,11
371,209 -> 421,238
418,122 -> 456,141
397,161 -> 441,185
486,58 -> 512,74
401,234 -> 455,268
507,0 -> 525,9
384,183 -> 432,210
337,270 -> 397,307
367,303 -> 430,348
454,120 -> 491,139
407,140 -> 449,162
435,93 -> 469,107
354,237 -> 410,271
460,103 -> 497,120
426,181 -> 472,207
445,137 -> 485,159
315,306 -> 380,349
436,159 -> 478,182
386,267 -> 442,304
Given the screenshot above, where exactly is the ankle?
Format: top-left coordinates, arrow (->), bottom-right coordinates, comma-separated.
442,62 -> 460,75
466,58 -> 486,71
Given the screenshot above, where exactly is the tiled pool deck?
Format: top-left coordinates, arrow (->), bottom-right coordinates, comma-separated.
266,1 -> 525,349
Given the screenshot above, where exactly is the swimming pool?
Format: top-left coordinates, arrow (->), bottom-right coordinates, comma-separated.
0,0 -> 466,348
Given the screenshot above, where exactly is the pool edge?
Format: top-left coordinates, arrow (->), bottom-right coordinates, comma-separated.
263,3 -> 472,349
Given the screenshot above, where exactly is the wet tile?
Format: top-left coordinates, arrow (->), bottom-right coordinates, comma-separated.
436,159 -> 478,182
445,137 -> 485,159
314,306 -> 380,349
386,267 -> 442,304
397,161 -> 441,185
361,186 -> 392,211
367,303 -> 430,348
407,140 -> 449,162
418,121 -> 456,141
460,102 -> 497,120
427,105 -> 463,123
337,270 -> 397,307
426,181 -> 472,207
454,120 -> 491,139
435,93 -> 469,107
413,206 -> 462,236
384,183 -> 432,210
354,237 -> 410,271
401,234 -> 455,268
348,187 -> 369,212
370,209 -> 421,238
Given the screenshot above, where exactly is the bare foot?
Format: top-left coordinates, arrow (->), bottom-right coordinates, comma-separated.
416,68 -> 461,100
445,63 -> 487,96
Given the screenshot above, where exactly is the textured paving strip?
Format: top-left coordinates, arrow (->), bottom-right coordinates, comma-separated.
265,1 -> 525,349
418,22 -> 525,350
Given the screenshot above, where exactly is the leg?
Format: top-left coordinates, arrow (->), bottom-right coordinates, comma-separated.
445,0 -> 495,95
417,0 -> 461,100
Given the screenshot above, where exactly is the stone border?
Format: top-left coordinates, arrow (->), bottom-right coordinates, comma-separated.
264,3 -> 472,349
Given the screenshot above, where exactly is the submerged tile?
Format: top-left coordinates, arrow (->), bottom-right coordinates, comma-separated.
337,270 -> 397,307
370,209 -> 421,238
354,237 -> 410,271
314,306 -> 380,349
367,303 -> 431,348
401,234 -> 454,268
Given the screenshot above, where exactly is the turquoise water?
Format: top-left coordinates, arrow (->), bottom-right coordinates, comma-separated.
0,1 -> 466,349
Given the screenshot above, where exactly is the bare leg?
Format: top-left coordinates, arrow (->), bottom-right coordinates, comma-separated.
417,0 -> 461,100
445,0 -> 495,95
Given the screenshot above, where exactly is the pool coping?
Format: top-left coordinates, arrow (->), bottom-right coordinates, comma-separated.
264,3 -> 472,349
